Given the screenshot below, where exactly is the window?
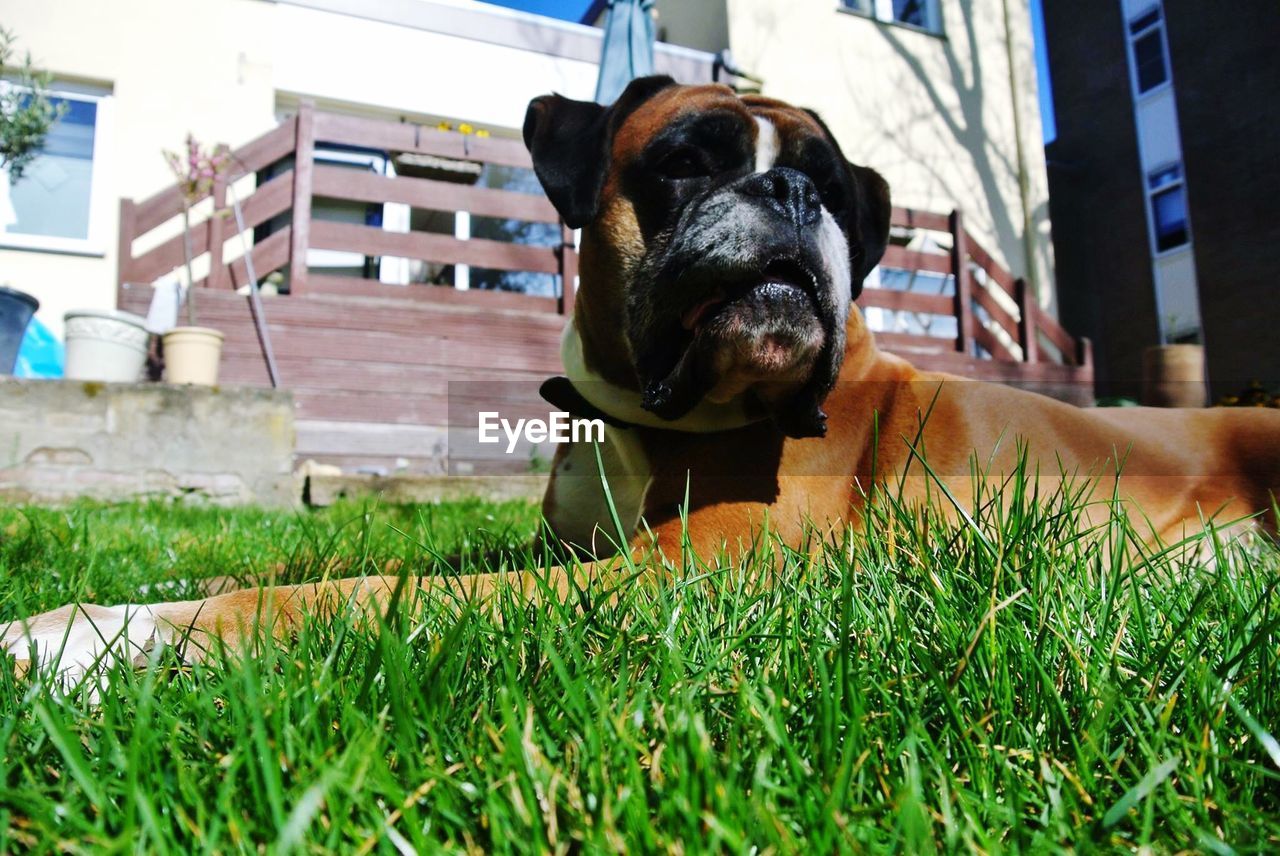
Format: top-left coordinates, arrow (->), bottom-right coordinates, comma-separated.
891,0 -> 932,29
1127,5 -> 1169,96
0,82 -> 110,254
866,268 -> 958,339
840,0 -> 943,35
256,144 -> 393,287
467,163 -> 561,297
1148,163 -> 1189,253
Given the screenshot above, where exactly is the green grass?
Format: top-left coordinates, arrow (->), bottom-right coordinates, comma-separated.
1,483 -> 1278,853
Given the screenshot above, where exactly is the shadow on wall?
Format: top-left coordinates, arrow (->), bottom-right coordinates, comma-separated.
746,0 -> 1049,306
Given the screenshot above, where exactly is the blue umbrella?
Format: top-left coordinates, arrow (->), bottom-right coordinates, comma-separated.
593,0 -> 656,105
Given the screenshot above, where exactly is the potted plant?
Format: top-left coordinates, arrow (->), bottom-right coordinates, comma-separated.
160,134 -> 229,385
0,28 -> 64,376
5,29 -> 151,384
0,26 -> 65,187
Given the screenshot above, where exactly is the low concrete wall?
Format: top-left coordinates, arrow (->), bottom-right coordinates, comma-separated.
305,473 -> 548,507
0,379 -> 296,506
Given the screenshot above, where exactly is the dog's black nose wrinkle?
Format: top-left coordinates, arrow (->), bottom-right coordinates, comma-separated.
642,381 -> 673,413
741,167 -> 822,227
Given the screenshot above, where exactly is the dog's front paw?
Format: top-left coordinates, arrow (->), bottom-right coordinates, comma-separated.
2,602 -> 162,685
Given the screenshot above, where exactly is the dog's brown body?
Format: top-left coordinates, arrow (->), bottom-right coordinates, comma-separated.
5,80 -> 1278,678
552,333 -> 1279,560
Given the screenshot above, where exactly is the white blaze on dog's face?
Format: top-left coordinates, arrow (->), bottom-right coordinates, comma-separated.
524,79 -> 890,438
753,116 -> 780,173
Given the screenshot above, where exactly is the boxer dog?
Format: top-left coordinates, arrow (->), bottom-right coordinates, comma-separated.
5,77 -> 1279,679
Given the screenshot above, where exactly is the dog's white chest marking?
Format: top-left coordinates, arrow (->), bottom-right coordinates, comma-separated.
544,425 -> 651,553
754,117 -> 779,174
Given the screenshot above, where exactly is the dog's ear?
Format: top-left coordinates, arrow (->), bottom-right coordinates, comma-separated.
849,163 -> 891,287
522,95 -> 607,229
523,75 -> 676,228
800,108 -> 891,296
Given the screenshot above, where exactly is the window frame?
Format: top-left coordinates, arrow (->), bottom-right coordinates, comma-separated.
1125,4 -> 1172,101
837,0 -> 945,38
1145,161 -> 1192,258
0,79 -> 112,257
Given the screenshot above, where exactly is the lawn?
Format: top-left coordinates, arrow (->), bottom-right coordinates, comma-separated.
0,486 -> 1278,852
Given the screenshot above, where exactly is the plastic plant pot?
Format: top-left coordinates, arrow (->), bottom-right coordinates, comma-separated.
0,286 -> 39,375
163,326 -> 225,385
64,309 -> 150,382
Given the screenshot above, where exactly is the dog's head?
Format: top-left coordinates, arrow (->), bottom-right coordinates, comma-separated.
524,76 -> 890,437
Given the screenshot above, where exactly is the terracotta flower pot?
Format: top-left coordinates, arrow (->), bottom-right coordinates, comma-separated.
64,309 -> 149,382
163,326 -> 225,385
1141,344 -> 1206,408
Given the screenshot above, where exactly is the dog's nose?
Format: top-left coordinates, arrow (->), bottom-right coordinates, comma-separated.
741,167 -> 822,227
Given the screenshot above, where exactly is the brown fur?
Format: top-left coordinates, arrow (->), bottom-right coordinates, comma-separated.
577,85 -> 757,389
623,323 -> 1279,559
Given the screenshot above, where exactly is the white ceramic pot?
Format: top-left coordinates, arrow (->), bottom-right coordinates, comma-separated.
64,309 -> 150,382
163,326 -> 225,385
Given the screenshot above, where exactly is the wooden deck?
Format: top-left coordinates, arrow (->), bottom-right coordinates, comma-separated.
117,104 -> 1092,473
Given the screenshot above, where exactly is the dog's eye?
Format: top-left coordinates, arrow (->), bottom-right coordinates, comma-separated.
657,147 -> 709,180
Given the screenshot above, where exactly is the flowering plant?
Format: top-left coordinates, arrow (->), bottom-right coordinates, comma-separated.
1215,380 -> 1280,408
162,134 -> 230,325
164,134 -> 230,203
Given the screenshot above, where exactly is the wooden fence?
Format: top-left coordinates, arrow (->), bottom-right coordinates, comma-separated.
117,103 -> 1092,470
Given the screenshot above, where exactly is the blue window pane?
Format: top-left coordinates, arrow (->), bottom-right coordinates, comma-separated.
893,0 -> 932,29
1152,185 -> 1188,251
1129,7 -> 1161,34
1133,29 -> 1167,93
4,96 -> 97,240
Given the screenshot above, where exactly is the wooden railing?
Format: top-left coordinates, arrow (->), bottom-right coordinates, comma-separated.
119,102 -> 579,316
118,102 -> 1089,383
860,207 -> 1090,376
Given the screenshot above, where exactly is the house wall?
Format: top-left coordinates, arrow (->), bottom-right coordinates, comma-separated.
1042,2 -> 1157,399
6,0 -> 1054,340
1045,0 -> 1280,398
1163,1 -> 1280,394
1,0 -> 713,338
1,0 -> 275,338
723,0 -> 1056,311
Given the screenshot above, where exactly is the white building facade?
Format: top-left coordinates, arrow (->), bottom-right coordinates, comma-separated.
2,0 -> 1053,337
